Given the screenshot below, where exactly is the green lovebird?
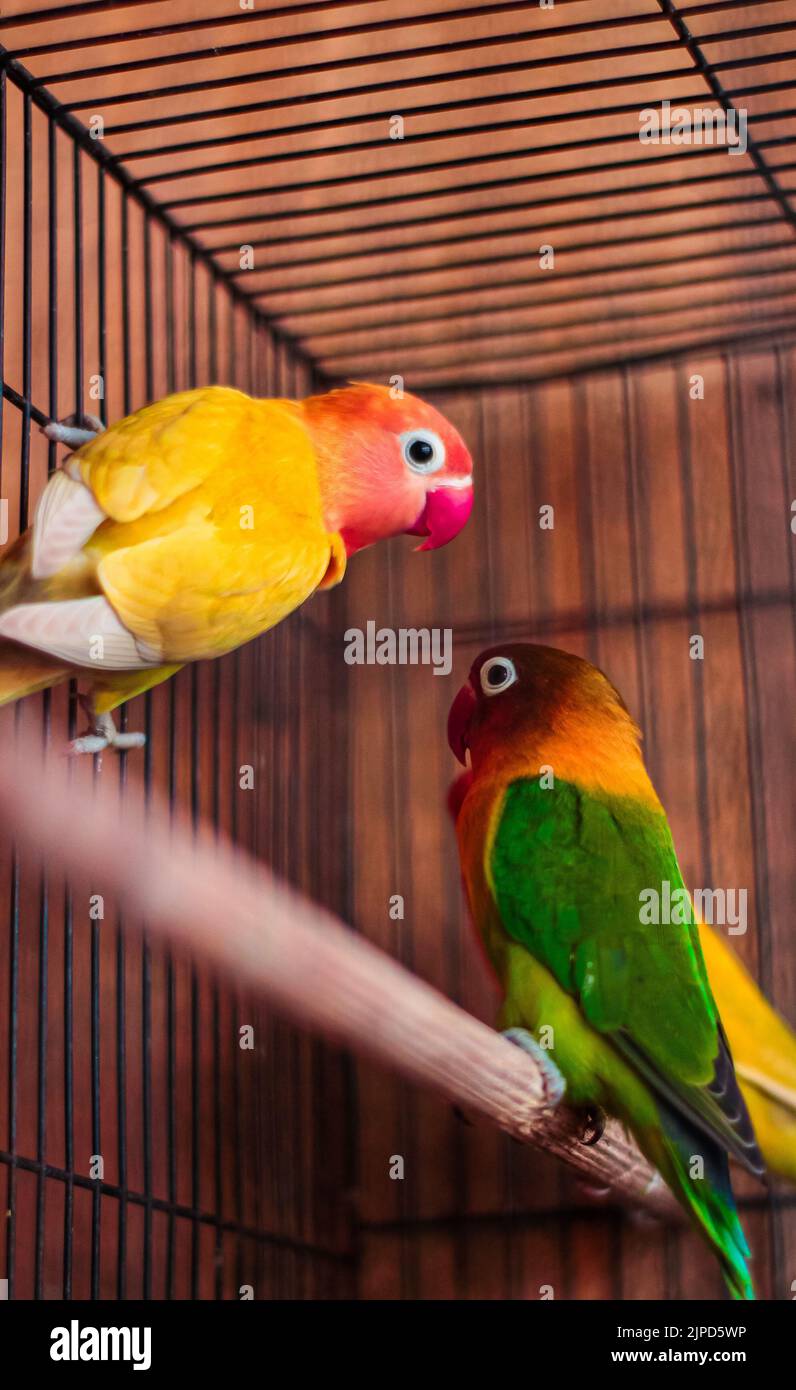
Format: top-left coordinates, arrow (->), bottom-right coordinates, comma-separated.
447,642 -> 764,1300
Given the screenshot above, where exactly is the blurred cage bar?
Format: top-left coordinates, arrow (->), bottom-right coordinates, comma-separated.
0,0 -> 795,1300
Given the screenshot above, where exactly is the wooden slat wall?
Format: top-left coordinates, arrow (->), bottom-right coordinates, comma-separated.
0,85 -> 355,1299
3,17 -> 796,1300
343,343 -> 796,1300
3,1 -> 796,389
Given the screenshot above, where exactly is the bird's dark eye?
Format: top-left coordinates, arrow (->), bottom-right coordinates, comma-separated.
409,438 -> 434,464
480,656 -> 518,696
400,428 -> 445,475
486,664 -> 509,686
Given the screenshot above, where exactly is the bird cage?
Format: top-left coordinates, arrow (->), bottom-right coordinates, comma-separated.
0,0 -> 794,1307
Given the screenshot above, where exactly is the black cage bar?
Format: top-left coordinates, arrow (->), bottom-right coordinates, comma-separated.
0,10 -> 354,1299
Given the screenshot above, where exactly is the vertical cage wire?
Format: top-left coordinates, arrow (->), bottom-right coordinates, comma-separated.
0,48 -> 356,1301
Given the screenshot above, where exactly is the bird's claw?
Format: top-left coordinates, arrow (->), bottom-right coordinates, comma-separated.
42,412 -> 105,450
502,1027 -> 567,1109
577,1105 -> 606,1146
106,731 -> 147,750
68,734 -> 111,757
67,711 -> 146,759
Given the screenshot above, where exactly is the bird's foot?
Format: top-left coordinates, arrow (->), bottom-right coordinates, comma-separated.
502,1027 -> 567,1109
576,1104 -> 606,1147
68,711 -> 146,759
42,412 -> 105,450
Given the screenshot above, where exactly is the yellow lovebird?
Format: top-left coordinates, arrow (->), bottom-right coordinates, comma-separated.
0,384 -> 473,752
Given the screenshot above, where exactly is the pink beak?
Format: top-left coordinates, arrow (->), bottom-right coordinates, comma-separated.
447,681 -> 477,766
407,483 -> 473,551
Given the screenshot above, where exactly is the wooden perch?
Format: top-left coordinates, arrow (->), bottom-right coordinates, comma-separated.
0,733 -> 677,1220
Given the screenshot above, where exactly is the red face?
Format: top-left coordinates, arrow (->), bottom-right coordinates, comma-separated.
447,644 -> 559,767
448,643 -> 618,769
448,649 -> 528,767
399,405 -> 474,552
305,384 -> 474,554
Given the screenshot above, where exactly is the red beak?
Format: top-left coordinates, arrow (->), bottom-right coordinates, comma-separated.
447,681 -> 476,766
408,483 -> 473,551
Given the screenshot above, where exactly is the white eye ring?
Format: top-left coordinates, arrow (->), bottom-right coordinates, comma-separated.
480,656 -> 518,696
399,428 -> 446,475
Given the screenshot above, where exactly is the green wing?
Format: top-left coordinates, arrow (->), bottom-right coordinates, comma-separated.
490,778 -> 762,1175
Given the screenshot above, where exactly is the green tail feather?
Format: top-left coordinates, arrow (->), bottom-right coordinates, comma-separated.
657,1102 -> 755,1301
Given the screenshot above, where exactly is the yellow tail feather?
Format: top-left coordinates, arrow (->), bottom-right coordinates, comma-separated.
700,923 -> 796,1184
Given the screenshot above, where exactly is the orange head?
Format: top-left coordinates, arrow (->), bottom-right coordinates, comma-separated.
302,383 -> 474,554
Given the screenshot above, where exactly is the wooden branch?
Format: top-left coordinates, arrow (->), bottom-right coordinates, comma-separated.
0,733 -> 677,1220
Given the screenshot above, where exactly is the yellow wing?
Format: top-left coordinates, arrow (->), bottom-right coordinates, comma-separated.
74,387 -> 256,522
700,923 -> 796,1183
77,387 -> 345,663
